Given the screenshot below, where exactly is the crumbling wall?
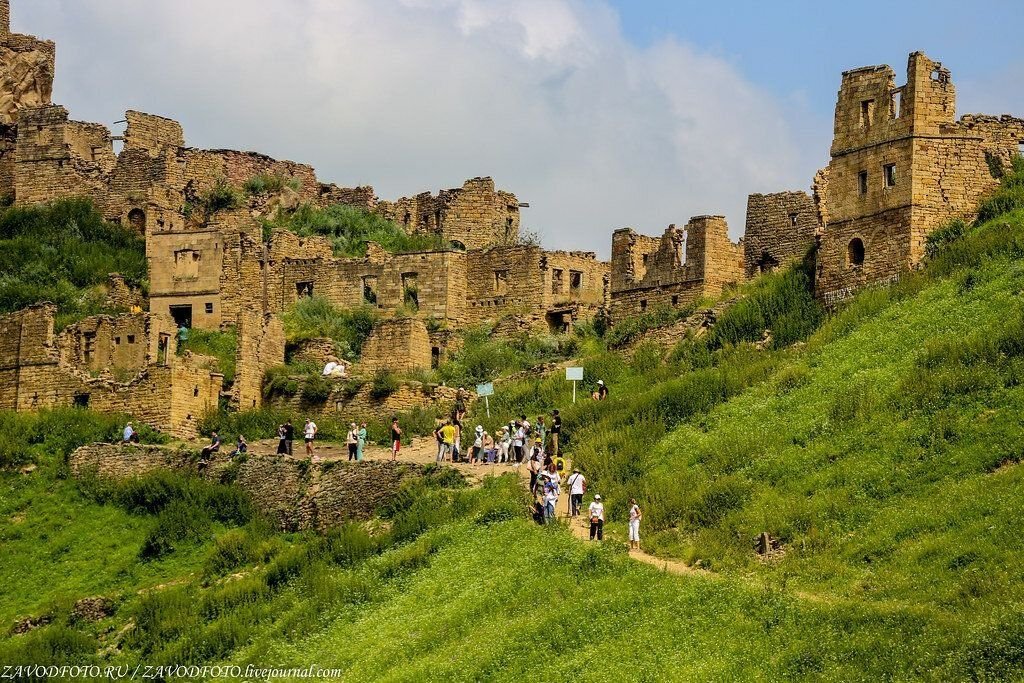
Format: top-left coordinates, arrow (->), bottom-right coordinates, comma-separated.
376,177 -> 520,250
464,246 -> 544,325
0,305 -> 220,436
57,313 -> 175,375
232,312 -> 285,411
70,442 -> 427,531
743,191 -> 818,278
358,318 -> 431,375
181,148 -> 319,204
14,105 -> 109,205
318,183 -> 376,210
542,251 -> 607,308
147,229 -> 225,329
609,217 -> 741,323
267,381 -> 458,423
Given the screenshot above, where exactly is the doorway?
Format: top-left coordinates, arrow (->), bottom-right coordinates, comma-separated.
169,304 -> 193,329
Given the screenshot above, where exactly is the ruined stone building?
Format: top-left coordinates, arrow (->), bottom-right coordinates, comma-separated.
0,306 -> 221,437
608,216 -> 743,324
814,52 -> 1024,304
743,191 -> 818,278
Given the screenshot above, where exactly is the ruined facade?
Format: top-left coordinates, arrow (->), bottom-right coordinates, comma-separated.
608,216 -> 743,323
743,191 -> 818,278
0,305 -> 221,437
815,52 -> 1024,304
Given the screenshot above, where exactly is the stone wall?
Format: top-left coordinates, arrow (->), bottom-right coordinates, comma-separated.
232,312 -> 285,411
609,217 -> 742,323
358,318 -> 431,375
267,380 -> 458,423
69,443 -> 428,530
0,305 -> 221,437
743,191 -> 818,278
147,228 -> 226,329
816,51 -> 1024,303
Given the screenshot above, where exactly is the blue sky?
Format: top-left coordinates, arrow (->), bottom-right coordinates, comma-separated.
610,0 -> 1024,117
17,0 -> 1024,255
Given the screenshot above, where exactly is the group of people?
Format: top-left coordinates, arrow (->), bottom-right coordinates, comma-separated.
433,409 -> 564,466
274,419 -> 320,458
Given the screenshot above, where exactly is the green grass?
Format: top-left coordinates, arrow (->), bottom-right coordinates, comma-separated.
280,296 -> 377,360
267,203 -> 450,258
0,199 -> 148,327
177,328 -> 237,384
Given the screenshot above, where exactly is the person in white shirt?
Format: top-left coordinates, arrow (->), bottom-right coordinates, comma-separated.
628,498 -> 642,550
567,469 -> 586,518
513,423 -> 526,463
588,495 -> 604,541
346,422 -> 358,462
304,418 -> 318,459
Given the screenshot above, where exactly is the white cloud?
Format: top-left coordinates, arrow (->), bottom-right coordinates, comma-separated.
15,0 -> 825,255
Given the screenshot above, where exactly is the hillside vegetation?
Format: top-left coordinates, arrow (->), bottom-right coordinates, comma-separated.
3,162 -> 1024,679
0,199 -> 147,327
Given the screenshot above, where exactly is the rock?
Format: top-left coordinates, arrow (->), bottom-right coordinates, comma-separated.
72,596 -> 115,623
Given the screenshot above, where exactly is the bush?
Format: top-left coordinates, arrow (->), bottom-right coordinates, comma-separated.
605,304 -> 690,349
178,329 -> 237,384
268,203 -> 448,258
201,178 -> 242,214
243,173 -> 300,196
281,297 -> 377,360
369,369 -> 400,400
0,199 -> 147,323
301,374 -> 332,404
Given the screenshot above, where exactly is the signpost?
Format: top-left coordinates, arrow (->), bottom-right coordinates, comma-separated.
476,382 -> 494,418
565,367 -> 583,403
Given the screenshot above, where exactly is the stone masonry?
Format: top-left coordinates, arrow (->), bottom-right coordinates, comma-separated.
743,191 -> 818,278
609,216 -> 743,324
815,52 -> 1024,304
358,318 -> 432,376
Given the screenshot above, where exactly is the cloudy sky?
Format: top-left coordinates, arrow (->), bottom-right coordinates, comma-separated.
14,0 -> 1024,255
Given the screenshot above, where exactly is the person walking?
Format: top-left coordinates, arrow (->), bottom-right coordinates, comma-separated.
284,420 -> 295,456
346,422 -> 358,462
304,418 -> 318,459
543,475 -> 560,523
276,424 -> 288,455
528,452 -> 542,495
356,422 -> 367,462
513,421 -> 525,464
567,468 -> 586,518
390,417 -> 402,461
588,494 -> 604,541
628,498 -> 642,551
549,409 -> 561,456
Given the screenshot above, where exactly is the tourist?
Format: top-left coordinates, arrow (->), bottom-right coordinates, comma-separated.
390,417 -> 402,461
346,422 -> 358,462
528,451 -> 542,495
530,438 -> 544,465
521,414 -> 532,441
451,413 -> 463,462
176,324 -> 189,344
536,415 -> 547,453
232,434 -> 248,457
304,418 -> 318,459
567,468 -> 586,517
438,419 -> 456,463
550,409 -> 561,456
597,379 -> 608,401
498,428 -> 511,463
482,430 -> 496,463
284,420 -> 295,455
471,425 -> 484,464
543,475 -> 560,522
201,431 -> 221,458
122,422 -> 139,444
433,420 -> 446,461
628,498 -> 642,551
276,424 -> 288,455
454,388 -> 468,421
357,422 -> 367,462
513,421 -> 525,463
589,494 -> 604,541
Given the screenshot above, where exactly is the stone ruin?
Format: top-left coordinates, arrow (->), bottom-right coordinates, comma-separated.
0,0 -> 1021,436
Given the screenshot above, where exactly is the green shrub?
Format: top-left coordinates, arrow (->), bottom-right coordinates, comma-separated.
178,329 -> 237,384
0,199 -> 147,323
243,173 -> 300,196
268,203 -> 448,257
605,304 -> 691,349
370,368 -> 400,400
281,297 -> 378,360
262,365 -> 300,399
301,374 -> 332,404
202,178 -> 242,214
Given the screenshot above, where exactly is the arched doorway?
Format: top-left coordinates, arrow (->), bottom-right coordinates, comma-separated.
127,208 -> 146,233
847,237 -> 865,266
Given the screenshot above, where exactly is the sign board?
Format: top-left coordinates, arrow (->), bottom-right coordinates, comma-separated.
565,367 -> 584,381
476,382 -> 494,397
